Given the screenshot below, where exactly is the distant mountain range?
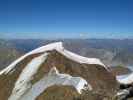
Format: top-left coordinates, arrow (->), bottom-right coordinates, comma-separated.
1,39 -> 133,69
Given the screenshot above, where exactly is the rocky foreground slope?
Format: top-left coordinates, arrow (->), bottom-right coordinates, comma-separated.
1,42 -> 133,100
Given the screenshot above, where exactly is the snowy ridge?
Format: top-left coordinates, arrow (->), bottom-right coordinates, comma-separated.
9,53 -> 48,100
59,49 -> 106,67
0,42 -> 112,100
116,73 -> 133,85
0,42 -> 63,74
0,42 -> 106,75
0,41 -> 104,100
9,67 -> 92,100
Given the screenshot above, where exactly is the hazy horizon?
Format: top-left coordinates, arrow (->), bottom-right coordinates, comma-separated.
1,32 -> 133,39
0,0 -> 133,39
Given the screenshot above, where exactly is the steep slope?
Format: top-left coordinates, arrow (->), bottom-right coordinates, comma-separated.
0,42 -> 118,100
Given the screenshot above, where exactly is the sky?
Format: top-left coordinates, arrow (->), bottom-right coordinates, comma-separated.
0,0 -> 133,39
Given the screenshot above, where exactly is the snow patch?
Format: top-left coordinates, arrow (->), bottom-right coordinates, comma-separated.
116,73 -> 133,85
18,67 -> 92,100
9,53 -> 48,100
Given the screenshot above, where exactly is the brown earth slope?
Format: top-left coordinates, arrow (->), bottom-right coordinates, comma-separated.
0,44 -> 119,100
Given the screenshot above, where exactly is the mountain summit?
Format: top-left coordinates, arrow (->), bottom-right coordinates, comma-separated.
0,42 -> 118,100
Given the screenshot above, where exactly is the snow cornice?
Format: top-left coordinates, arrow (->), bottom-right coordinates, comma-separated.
0,42 -> 107,75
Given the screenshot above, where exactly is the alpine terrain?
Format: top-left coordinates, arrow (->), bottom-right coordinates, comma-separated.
0,42 -> 133,100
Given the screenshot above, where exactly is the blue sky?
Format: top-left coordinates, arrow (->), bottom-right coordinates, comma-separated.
0,0 -> 133,39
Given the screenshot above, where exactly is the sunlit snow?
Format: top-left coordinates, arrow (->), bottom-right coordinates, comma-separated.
19,67 -> 92,100
9,53 -> 48,100
117,73 -> 133,84
0,42 -> 106,75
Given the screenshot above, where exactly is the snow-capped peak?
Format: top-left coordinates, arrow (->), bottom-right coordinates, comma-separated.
28,42 -> 63,54
0,42 -> 107,75
0,42 -> 118,100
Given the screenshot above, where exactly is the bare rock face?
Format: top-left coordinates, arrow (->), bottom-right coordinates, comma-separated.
0,42 -> 119,100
